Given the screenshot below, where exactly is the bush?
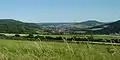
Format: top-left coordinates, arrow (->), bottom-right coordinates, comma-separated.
87,35 -> 94,41
27,34 -> 34,38
0,34 -> 5,36
55,36 -> 63,40
15,34 -> 20,37
45,36 -> 54,40
0,34 -> 6,39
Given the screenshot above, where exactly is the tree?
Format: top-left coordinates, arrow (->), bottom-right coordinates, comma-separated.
87,35 -> 94,41
15,34 -> 20,37
28,33 -> 34,38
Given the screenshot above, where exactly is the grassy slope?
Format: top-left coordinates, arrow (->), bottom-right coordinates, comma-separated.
0,40 -> 120,60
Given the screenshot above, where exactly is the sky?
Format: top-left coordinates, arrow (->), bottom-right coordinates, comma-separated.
0,0 -> 120,23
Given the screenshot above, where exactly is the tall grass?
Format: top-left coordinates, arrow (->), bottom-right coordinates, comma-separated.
0,40 -> 120,60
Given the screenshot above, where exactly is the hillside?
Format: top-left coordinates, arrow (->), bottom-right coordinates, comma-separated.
89,20 -> 120,34
0,19 -> 41,34
73,20 -> 104,28
38,20 -> 104,28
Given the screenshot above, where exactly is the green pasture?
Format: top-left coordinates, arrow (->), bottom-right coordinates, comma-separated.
0,39 -> 120,60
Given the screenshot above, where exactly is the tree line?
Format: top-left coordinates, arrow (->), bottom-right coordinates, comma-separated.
0,34 -> 120,43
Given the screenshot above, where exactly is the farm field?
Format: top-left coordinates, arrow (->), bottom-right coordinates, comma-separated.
44,35 -> 120,39
1,33 -> 120,39
0,39 -> 120,60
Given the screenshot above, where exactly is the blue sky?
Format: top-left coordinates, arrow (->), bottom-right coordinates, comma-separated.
0,0 -> 120,23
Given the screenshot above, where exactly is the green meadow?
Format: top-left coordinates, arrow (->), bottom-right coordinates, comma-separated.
0,39 -> 120,60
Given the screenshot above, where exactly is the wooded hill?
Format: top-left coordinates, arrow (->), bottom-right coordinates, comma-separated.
0,19 -> 41,34
88,20 -> 120,34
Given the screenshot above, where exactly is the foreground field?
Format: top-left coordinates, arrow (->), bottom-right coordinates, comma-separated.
0,39 -> 120,60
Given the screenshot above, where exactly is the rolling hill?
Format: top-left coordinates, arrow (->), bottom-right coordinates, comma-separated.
38,20 -> 104,29
0,19 -> 41,34
37,20 -> 105,34
73,20 -> 104,28
79,20 -> 104,26
88,20 -> 120,34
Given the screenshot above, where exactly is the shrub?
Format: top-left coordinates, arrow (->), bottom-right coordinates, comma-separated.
15,34 -> 20,37
87,35 -> 94,41
27,34 -> 34,38
45,36 -> 54,40
0,34 -> 6,39
0,34 -> 5,36
55,36 -> 63,40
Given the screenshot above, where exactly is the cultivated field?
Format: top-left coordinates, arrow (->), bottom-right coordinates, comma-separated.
1,33 -> 120,39
0,39 -> 120,60
44,35 -> 120,39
